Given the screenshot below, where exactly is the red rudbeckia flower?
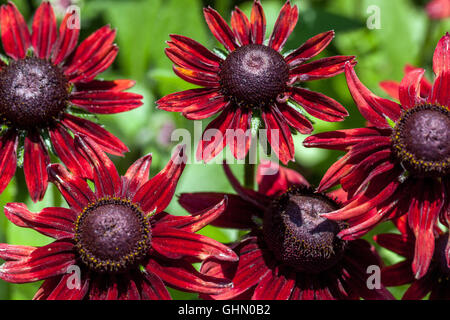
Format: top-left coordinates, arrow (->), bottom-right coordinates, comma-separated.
0,135 -> 237,300
179,161 -> 393,300
374,216 -> 449,300
0,1 -> 143,202
303,33 -> 449,280
426,0 -> 450,20
157,0 -> 354,164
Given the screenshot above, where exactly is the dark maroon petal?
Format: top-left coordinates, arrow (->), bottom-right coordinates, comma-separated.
269,1 -> 298,52
74,79 -> 136,92
133,145 -> 186,214
227,107 -> 252,160
158,196 -> 228,232
345,63 -> 402,127
61,113 -> 128,156
257,160 -> 310,197
223,161 -> 272,209
0,240 -> 75,283
157,88 -> 222,112
207,237 -> 271,300
166,46 -> 218,74
250,0 -> 266,44
70,90 -> 143,114
140,272 -> 171,300
145,259 -> 232,294
49,124 -> 93,179
379,80 -> 400,101
4,203 -> 75,240
196,108 -> 235,162
203,7 -> 237,52
0,244 -> 34,261
285,30 -> 335,67
0,2 -> 31,60
74,135 -> 121,198
290,56 -> 356,81
64,25 -> 117,83
408,179 -> 444,279
433,32 -> 449,78
45,273 -> 89,300
118,276 -> 140,300
24,132 -> 50,203
168,35 -> 223,67
0,131 -> 18,196
47,163 -> 96,212
277,103 -> 313,134
374,233 -> 414,258
31,2 -> 57,59
428,70 -> 449,106
398,68 -> 425,109
52,9 -> 80,65
380,261 -> 415,287
303,127 -> 389,151
231,7 -> 251,46
262,107 -> 295,165
152,227 -> 238,262
253,271 -> 295,300
402,272 -> 434,300
173,65 -> 220,87
121,154 -> 152,199
289,87 -> 348,122
178,193 -> 259,229
182,95 -> 229,120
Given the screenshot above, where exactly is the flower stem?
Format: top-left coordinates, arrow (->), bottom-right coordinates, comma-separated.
244,160 -> 256,190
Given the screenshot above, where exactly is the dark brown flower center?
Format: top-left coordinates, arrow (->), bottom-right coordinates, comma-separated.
391,104 -> 449,177
263,187 -> 347,274
74,198 -> 151,273
434,233 -> 450,277
0,57 -> 69,129
219,44 -> 289,107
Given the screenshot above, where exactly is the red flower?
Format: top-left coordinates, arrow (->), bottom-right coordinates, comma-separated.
179,161 -> 393,300
157,0 -> 354,164
374,216 -> 449,300
304,33 -> 449,279
0,1 -> 143,202
426,0 -> 450,20
0,135 -> 237,300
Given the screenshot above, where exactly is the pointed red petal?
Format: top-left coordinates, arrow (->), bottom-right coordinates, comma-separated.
52,8 -> 80,65
285,30 -> 335,67
269,1 -> 298,52
398,68 -> 425,109
24,132 -> 50,202
70,90 -> 143,114
121,154 -> 152,199
231,7 -> 251,46
32,2 -> 57,59
203,7 -> 237,52
0,2 -> 31,60
250,0 -> 266,44
0,131 -> 17,195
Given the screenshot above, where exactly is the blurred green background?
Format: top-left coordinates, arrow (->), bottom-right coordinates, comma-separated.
0,0 -> 448,300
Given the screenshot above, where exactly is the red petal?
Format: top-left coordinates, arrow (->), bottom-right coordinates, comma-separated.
402,272 -> 434,300
133,145 -> 186,214
227,107 -> 252,160
165,46 -> 219,73
4,203 -> 75,240
158,196 -> 228,232
429,70 -> 450,106
257,160 -> 310,197
398,68 -> 425,109
70,90 -> 143,114
303,127 -> 389,151
345,63 -> 402,127
74,79 -> 136,92
0,2 -> 31,60
52,8 -> 80,65
61,113 -> 128,156
121,154 -> 152,199
262,107 -> 295,165
140,272 -> 171,300
380,261 -> 415,286
168,34 -> 222,67
0,244 -> 34,261
31,2 -> 57,59
277,103 -> 313,134
74,135 -> 121,198
45,273 -> 89,300
157,88 -> 221,112
173,65 -> 219,87
24,132 -> 50,202
290,56 -> 356,81
203,7 -> 237,52
231,7 -> 251,46
289,87 -> 348,122
152,227 -> 238,262
182,95 -> 229,120
145,259 -> 232,295
379,80 -> 400,101
0,131 -> 18,195
432,32 -> 450,78
269,1 -> 298,52
0,241 -> 75,283
49,124 -> 93,179
250,0 -> 266,44
285,30 -> 335,67
178,192 -> 259,229
253,271 -> 295,300
47,163 -> 96,212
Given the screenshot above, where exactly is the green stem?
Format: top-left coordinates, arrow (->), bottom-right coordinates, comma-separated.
244,160 -> 255,190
